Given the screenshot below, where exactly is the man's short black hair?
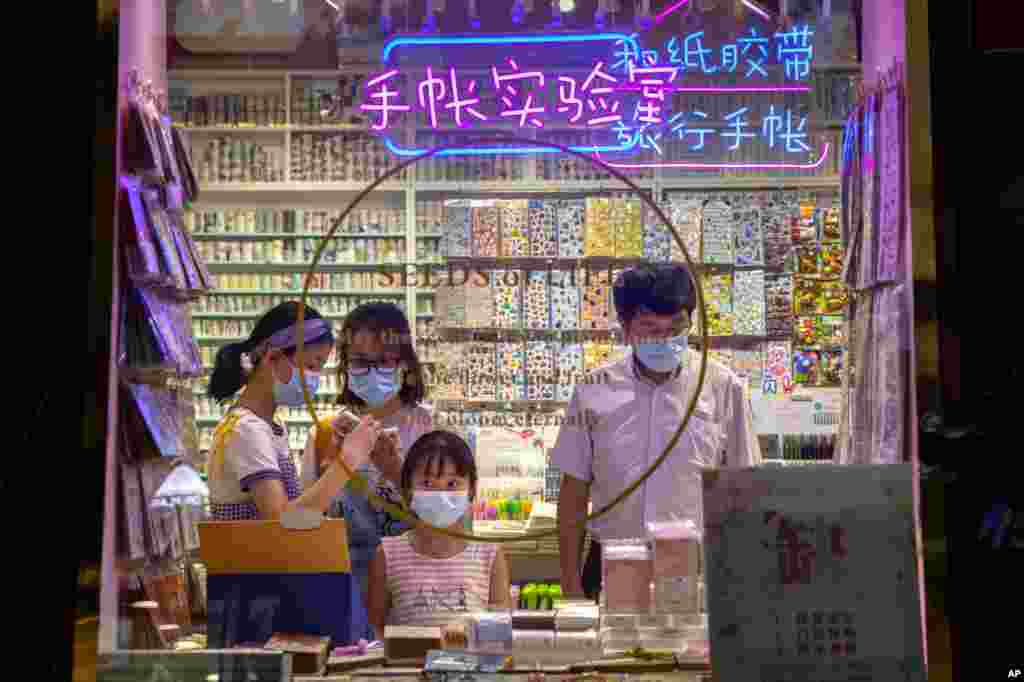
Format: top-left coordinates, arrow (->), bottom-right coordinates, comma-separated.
612,263 -> 696,325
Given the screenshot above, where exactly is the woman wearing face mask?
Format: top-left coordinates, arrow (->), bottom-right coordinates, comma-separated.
367,431 -> 511,635
300,302 -> 433,631
206,301 -> 382,521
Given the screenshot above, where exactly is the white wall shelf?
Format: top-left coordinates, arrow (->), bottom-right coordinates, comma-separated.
173,68 -> 850,351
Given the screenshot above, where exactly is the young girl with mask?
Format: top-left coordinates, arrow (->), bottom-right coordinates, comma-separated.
367,431 -> 511,636
206,301 -> 382,521
300,302 -> 433,633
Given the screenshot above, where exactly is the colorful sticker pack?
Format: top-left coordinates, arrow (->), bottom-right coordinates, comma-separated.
442,205 -> 471,257
526,341 -> 557,401
525,271 -> 550,329
435,282 -> 467,327
581,269 -> 612,330
733,269 -> 766,336
556,344 -> 584,401
493,270 -> 523,328
557,200 -> 586,258
701,272 -> 735,336
472,207 -> 499,257
497,341 -> 527,400
550,270 -> 581,329
762,207 -> 794,270
465,341 -> 497,400
433,342 -> 465,400
612,198 -> 643,258
670,199 -> 703,264
734,207 -> 764,266
464,275 -> 495,328
732,349 -> 765,393
765,274 -> 794,337
643,201 -> 673,262
701,200 -> 734,265
529,199 -> 559,258
584,340 -> 613,371
608,268 -> 625,329
499,200 -> 529,258
584,198 -> 613,257
762,340 -> 793,397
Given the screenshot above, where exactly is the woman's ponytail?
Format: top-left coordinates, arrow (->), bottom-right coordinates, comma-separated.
208,341 -> 250,402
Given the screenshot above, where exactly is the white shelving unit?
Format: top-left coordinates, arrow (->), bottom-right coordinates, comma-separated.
171,67 -> 856,449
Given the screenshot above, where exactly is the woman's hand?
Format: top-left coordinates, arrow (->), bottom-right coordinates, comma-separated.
340,415 -> 381,471
370,429 -> 402,485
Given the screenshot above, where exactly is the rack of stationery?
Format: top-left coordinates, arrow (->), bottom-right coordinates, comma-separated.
167,64 -> 860,477
116,70 -> 217,629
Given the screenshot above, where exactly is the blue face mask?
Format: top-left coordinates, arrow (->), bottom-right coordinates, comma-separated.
347,367 -> 401,406
273,358 -> 320,407
411,490 -> 470,528
633,334 -> 688,373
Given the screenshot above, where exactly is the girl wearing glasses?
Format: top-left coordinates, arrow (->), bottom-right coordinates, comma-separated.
206,301 -> 382,522
301,302 -> 433,637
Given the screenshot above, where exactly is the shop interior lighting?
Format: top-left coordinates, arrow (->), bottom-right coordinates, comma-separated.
742,0 -> 773,21
654,0 -> 690,24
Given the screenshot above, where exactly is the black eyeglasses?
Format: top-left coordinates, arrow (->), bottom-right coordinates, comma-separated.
348,356 -> 401,373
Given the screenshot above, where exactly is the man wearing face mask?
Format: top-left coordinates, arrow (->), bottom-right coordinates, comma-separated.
551,264 -> 761,599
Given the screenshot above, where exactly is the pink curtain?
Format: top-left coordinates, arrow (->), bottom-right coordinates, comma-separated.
837,77 -> 915,466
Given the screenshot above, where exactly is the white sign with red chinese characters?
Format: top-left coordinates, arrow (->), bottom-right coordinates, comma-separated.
701,464 -> 926,681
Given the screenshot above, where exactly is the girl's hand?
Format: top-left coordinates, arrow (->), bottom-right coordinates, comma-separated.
341,415 -> 381,470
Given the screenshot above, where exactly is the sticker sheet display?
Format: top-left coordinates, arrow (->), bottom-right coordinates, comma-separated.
442,205 -> 471,257
820,243 -> 845,278
581,269 -> 611,330
497,342 -> 527,400
465,273 -> 495,328
612,198 -> 643,258
795,317 -> 820,347
732,348 -> 764,392
493,270 -> 523,328
499,200 -> 529,258
433,342 -> 466,400
472,206 -> 499,257
465,342 -> 497,401
643,201 -> 672,262
762,208 -> 794,270
821,206 -> 842,241
820,349 -> 844,386
762,340 -> 793,397
818,280 -> 848,315
584,198 -> 613,257
556,344 -> 584,401
526,341 -> 556,401
733,207 -> 764,266
733,269 -> 766,336
765,274 -> 795,337
701,272 -> 735,336
528,200 -> 558,258
608,268 -> 625,329
793,349 -> 821,385
701,200 -> 734,265
557,200 -> 585,258
550,270 -> 581,329
819,316 -> 845,347
794,277 -> 822,316
584,341 -> 613,371
669,199 -> 703,264
793,201 -> 818,243
797,245 -> 820,275
525,271 -> 550,329
435,283 -> 467,327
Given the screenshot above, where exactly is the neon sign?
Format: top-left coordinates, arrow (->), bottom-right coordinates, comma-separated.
612,25 -> 815,79
360,19 -> 828,169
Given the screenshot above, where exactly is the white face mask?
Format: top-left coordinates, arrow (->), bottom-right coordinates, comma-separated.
411,490 -> 470,528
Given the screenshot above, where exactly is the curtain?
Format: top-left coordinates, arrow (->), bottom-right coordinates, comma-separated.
836,76 -> 915,465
